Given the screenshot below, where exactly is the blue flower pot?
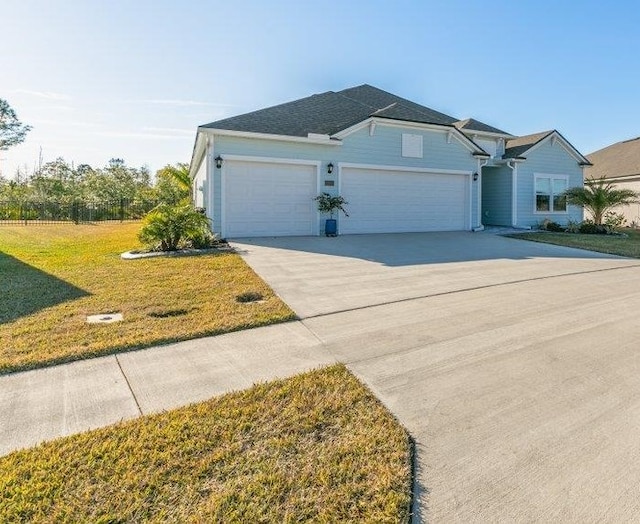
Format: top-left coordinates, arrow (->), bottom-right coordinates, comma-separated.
325,218 -> 337,237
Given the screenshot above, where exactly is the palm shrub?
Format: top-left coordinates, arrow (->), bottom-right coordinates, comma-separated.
138,204 -> 214,251
563,177 -> 639,225
154,163 -> 192,205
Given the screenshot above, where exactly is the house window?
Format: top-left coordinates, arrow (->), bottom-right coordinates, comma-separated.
402,134 -> 423,158
535,175 -> 568,213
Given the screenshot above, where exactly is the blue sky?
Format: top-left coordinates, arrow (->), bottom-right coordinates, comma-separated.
2,0 -> 639,178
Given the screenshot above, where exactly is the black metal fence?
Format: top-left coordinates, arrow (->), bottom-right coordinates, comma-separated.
0,200 -> 158,224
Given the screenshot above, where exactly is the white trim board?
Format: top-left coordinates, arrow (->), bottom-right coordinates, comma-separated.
459,129 -> 515,139
189,133 -> 208,179
218,154 -> 322,167
198,127 -> 343,146
338,161 -> 471,176
207,136 -> 214,228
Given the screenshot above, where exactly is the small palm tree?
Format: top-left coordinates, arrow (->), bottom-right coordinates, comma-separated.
139,204 -> 213,251
563,177 -> 639,225
162,163 -> 191,193
155,163 -> 192,205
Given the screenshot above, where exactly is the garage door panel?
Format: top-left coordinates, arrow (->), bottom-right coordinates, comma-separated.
225,161 -> 317,237
341,168 -> 468,234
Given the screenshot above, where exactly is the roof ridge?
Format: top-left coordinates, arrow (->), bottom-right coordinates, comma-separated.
371,102 -> 398,115
332,84 -> 382,109
337,84 -> 458,122
507,129 -> 554,143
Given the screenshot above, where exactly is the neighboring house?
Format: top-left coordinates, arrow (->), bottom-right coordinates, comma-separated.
189,84 -> 590,238
586,137 -> 640,225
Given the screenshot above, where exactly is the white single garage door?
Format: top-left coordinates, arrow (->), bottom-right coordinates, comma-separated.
340,167 -> 469,234
224,160 -> 317,237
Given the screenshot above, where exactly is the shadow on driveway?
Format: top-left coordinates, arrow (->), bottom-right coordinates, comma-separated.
231,232 -> 638,318
232,231 -> 622,267
0,252 -> 89,324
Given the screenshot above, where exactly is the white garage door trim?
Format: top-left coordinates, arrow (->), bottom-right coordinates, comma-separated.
338,162 -> 472,234
221,154 -> 321,237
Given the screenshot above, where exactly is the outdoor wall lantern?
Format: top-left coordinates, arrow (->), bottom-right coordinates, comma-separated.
327,162 -> 334,174
215,155 -> 223,169
473,172 -> 479,181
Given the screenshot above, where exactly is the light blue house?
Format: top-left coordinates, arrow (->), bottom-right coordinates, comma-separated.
189,85 -> 590,238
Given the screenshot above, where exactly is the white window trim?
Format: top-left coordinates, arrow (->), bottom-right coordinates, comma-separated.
533,173 -> 569,214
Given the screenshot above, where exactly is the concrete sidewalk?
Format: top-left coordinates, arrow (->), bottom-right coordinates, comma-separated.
0,322 -> 336,456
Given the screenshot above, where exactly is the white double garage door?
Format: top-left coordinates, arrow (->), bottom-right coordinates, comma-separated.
223,159 -> 471,237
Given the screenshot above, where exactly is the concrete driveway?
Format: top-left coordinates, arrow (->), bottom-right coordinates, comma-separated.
232,232 -> 640,521
232,232 -> 638,318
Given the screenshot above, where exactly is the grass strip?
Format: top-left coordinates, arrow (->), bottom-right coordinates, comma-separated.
508,229 -> 640,258
0,364 -> 411,523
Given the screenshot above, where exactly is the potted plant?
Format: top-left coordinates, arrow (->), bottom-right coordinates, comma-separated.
314,192 -> 349,236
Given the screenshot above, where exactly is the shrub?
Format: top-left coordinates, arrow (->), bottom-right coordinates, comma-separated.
186,227 -> 217,249
565,219 -> 581,234
539,218 -> 564,232
578,219 -> 607,235
604,211 -> 626,233
139,204 -> 215,251
314,193 -> 349,218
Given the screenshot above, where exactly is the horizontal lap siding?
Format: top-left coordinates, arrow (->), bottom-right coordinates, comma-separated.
516,141 -> 584,227
212,136 -> 336,235
343,128 -> 478,229
210,125 -> 479,234
606,179 -> 640,225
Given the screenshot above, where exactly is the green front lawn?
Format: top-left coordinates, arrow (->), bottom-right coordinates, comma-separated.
0,365 -> 412,523
508,229 -> 640,258
0,223 -> 295,373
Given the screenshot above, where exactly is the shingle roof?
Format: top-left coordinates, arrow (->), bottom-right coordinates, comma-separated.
200,84 -> 459,136
340,85 -> 458,126
586,137 -> 640,179
454,118 -> 511,136
370,102 -> 455,125
503,130 -> 554,159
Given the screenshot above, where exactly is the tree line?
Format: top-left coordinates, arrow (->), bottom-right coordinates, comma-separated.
0,158 -> 191,206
